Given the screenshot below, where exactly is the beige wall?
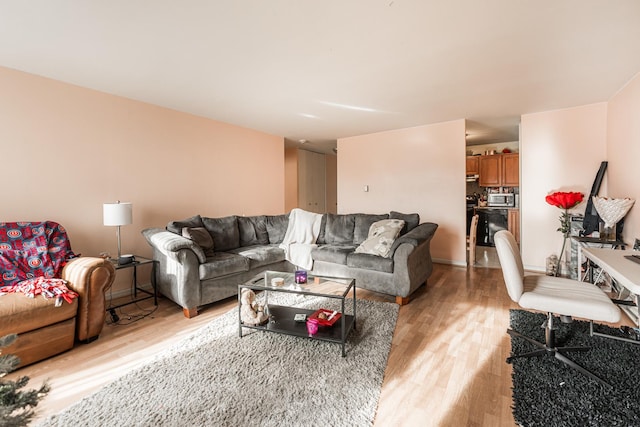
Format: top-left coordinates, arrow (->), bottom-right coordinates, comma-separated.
607,71 -> 640,243
0,66 -> 285,266
3,64 -> 638,277
337,119 -> 467,264
520,103 -> 608,270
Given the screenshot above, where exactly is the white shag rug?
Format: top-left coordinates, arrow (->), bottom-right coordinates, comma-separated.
38,294 -> 399,427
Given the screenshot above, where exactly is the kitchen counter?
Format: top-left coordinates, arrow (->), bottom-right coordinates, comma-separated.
474,206 -> 519,210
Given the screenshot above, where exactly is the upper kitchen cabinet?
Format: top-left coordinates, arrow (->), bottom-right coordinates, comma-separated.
479,155 -> 502,186
479,153 -> 519,187
466,156 -> 479,175
501,153 -> 519,187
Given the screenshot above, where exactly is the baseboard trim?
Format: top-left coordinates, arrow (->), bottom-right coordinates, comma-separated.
433,258 -> 467,267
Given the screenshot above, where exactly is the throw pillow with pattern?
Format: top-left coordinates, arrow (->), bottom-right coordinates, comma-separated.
354,219 -> 405,258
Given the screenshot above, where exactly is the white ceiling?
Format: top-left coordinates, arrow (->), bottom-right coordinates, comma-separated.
1,1 -> 639,152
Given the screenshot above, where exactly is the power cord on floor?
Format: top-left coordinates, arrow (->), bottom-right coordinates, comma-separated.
105,302 -> 158,326
105,284 -> 159,326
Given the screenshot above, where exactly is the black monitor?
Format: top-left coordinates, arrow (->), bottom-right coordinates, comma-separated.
581,161 -> 625,240
582,161 -> 607,236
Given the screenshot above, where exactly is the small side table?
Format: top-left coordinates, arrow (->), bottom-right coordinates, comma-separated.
108,255 -> 158,310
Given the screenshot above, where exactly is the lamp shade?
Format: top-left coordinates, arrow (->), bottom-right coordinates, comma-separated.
103,202 -> 133,226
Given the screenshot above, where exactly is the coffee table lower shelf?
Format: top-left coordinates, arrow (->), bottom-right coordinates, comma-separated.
239,304 -> 355,356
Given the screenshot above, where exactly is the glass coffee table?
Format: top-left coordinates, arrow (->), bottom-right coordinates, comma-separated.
238,271 -> 356,357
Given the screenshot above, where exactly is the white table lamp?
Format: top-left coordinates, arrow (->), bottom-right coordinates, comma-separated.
103,201 -> 133,261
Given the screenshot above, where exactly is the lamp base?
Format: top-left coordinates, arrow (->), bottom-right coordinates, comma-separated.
117,254 -> 135,265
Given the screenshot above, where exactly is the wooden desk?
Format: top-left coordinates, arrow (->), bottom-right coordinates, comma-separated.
579,247 -> 640,324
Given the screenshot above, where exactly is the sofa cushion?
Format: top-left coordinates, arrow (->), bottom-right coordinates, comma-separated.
199,252 -> 250,280
311,245 -> 357,265
316,214 -> 327,244
353,214 -> 389,245
167,215 -> 204,234
266,214 -> 289,244
228,244 -> 285,269
324,214 -> 356,245
355,219 -> 405,258
202,216 -> 240,252
0,292 -> 78,336
181,227 -> 215,257
238,216 -> 269,246
347,252 -> 394,273
390,211 -> 420,234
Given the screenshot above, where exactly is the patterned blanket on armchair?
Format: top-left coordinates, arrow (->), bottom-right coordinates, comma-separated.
0,221 -> 78,289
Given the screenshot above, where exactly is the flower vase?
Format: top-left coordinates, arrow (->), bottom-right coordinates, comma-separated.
599,222 -> 616,241
558,251 -> 571,278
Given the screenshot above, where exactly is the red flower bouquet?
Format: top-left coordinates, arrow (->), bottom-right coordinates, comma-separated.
545,191 -> 585,276
545,191 -> 585,211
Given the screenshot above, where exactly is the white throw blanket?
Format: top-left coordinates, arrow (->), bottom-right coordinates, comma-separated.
279,208 -> 323,270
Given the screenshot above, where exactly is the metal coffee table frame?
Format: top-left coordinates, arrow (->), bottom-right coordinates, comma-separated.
238,271 -> 356,357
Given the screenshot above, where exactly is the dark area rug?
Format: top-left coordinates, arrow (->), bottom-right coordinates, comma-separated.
509,309 -> 640,427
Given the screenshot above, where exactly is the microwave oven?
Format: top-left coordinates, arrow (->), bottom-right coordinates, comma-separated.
487,193 -> 515,207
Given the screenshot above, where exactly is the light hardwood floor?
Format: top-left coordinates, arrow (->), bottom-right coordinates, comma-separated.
8,263 -> 632,426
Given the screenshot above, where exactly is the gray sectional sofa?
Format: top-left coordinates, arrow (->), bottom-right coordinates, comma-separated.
142,211 -> 438,318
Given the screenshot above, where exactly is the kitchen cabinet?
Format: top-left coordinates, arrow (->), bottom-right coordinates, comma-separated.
502,153 -> 519,186
466,156 -> 479,175
508,209 -> 520,244
479,155 -> 502,186
478,153 -> 519,187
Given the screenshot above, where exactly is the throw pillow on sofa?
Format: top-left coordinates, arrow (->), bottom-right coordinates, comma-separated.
167,215 -> 204,234
353,214 -> 389,245
390,211 -> 420,234
355,219 -> 405,258
182,227 -> 215,257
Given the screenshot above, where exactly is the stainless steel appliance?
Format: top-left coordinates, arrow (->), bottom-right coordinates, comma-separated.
476,208 -> 508,247
487,193 -> 515,207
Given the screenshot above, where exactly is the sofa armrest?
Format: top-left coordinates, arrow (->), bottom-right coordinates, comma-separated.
62,257 -> 116,342
391,222 -> 438,299
142,228 -> 206,263
390,222 -> 438,255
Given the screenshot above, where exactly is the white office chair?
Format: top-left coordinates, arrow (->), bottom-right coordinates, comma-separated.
467,214 -> 479,266
494,230 -> 621,387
